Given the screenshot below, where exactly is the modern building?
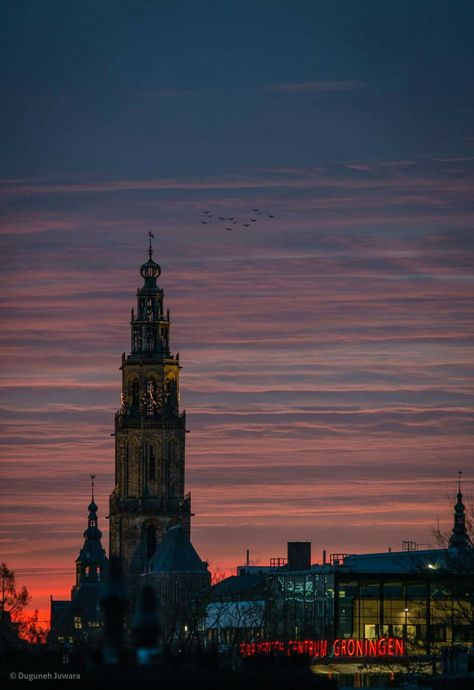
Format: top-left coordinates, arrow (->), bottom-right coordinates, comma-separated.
203,484 -> 473,686
203,542 -> 335,649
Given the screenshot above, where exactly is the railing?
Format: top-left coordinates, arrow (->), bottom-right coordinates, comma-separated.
111,494 -> 191,514
270,557 -> 288,568
131,314 -> 169,323
115,409 -> 185,429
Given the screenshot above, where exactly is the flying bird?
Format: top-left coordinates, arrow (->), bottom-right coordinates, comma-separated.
252,208 -> 259,212
268,214 -> 274,218
201,220 -> 208,224
243,223 -> 250,227
218,216 -> 225,220
226,227 -> 232,231
250,218 -> 257,222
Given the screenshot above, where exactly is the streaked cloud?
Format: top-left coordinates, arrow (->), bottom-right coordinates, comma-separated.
135,89 -> 195,98
265,80 -> 367,93
1,160 -> 473,619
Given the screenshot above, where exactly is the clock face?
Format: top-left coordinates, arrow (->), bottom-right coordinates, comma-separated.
145,380 -> 164,409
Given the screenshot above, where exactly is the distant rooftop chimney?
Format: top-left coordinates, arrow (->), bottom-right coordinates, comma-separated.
287,542 -> 311,571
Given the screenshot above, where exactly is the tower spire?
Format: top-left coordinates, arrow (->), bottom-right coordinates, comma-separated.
148,230 -> 155,259
139,232 -> 161,287
449,471 -> 470,550
74,477 -> 108,592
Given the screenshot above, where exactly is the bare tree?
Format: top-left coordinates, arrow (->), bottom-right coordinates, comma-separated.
0,562 -> 29,618
0,562 -> 47,644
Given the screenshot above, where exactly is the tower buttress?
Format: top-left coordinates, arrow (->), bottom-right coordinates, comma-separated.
109,236 -> 190,585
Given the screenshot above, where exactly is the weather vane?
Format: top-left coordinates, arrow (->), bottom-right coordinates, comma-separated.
148,230 -> 156,258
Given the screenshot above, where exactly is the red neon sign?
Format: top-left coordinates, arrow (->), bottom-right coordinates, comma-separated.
240,637 -> 405,659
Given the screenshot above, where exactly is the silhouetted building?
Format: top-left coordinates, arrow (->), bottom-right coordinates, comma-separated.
141,524 -> 211,644
203,484 -> 473,685
49,241 -> 209,648
49,479 -> 108,647
449,472 -> 471,549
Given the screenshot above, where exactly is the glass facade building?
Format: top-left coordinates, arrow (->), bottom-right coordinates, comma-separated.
334,571 -> 474,657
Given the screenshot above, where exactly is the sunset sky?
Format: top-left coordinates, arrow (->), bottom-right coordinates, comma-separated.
1,1 -> 473,624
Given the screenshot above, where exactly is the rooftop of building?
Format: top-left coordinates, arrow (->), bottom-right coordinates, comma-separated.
209,574 -> 267,600
148,524 -> 209,574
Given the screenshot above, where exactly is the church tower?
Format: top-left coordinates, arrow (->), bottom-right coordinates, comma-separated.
449,471 -> 471,550
74,475 -> 108,595
109,236 -> 190,583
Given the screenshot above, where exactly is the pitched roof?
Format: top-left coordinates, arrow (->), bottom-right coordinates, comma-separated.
209,574 -> 266,600
48,583 -> 104,641
149,525 -> 208,573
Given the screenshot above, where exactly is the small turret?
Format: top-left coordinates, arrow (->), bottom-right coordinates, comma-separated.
74,475 -> 108,592
449,471 -> 471,550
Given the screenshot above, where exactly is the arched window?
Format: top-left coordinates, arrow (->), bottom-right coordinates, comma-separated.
124,442 -> 129,496
166,376 -> 177,408
161,328 -> 168,351
131,379 -> 139,407
148,444 -> 156,480
145,326 -> 156,351
146,297 -> 153,321
128,441 -> 139,497
162,442 -> 169,495
146,525 -> 156,561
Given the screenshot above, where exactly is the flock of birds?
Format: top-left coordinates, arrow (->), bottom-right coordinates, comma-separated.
199,208 -> 275,231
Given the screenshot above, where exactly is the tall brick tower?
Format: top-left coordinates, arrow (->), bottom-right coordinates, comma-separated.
109,235 -> 190,585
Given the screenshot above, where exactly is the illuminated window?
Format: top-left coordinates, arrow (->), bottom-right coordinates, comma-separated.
74,617 -> 82,630
364,624 -> 376,639
429,624 -> 446,642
